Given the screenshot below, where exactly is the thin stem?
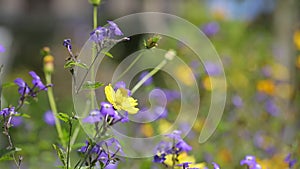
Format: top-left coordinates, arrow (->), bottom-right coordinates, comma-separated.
67,122 -> 72,169
113,51 -> 144,84
131,59 -> 167,94
45,73 -> 66,147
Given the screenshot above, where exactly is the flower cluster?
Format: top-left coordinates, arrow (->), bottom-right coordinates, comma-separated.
90,21 -> 129,49
154,130 -> 219,169
78,138 -> 122,168
14,71 -> 51,102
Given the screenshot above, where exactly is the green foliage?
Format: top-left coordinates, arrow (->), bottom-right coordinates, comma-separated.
64,60 -> 88,70
82,81 -> 104,90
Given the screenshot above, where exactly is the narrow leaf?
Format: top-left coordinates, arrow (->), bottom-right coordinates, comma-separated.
101,51 -> 113,58
82,81 -> 104,90
57,113 -> 70,123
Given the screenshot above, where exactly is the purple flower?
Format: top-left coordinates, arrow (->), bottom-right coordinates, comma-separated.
0,107 -> 16,116
44,110 -> 56,126
264,99 -> 279,116
165,130 -> 182,141
240,155 -> 261,169
285,153 -> 297,168
0,44 -> 5,53
100,102 -> 116,116
107,21 -> 123,37
176,140 -> 192,152
212,162 -> 220,169
153,154 -> 166,163
63,39 -> 72,50
261,66 -> 272,77
232,95 -> 243,108
11,116 -> 23,127
90,26 -> 108,43
201,22 -> 220,37
139,71 -> 153,86
177,162 -> 192,169
204,61 -> 222,76
83,109 -> 102,123
14,78 -> 30,95
29,71 -> 47,90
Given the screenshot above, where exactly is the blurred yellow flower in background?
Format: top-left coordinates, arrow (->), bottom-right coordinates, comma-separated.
293,30 -> 300,50
140,123 -> 153,137
257,80 -> 275,95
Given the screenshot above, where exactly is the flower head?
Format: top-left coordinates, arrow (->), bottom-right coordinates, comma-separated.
107,21 -> 123,37
83,109 -> 102,124
240,155 -> 262,169
0,44 -> 5,53
201,22 -> 220,37
90,26 -> 108,44
285,153 -> 297,168
105,83 -> 139,114
14,78 -> 30,95
43,110 -> 56,126
29,71 -> 47,90
0,107 -> 16,116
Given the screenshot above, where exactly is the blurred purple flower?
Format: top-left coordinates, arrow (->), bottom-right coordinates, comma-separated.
165,130 -> 182,140
139,71 -> 153,86
232,95 -> 243,108
201,22 -> 220,37
264,99 -> 279,116
162,89 -> 181,102
261,66 -> 272,77
90,26 -> 108,44
100,102 -> 116,117
11,116 -> 23,127
0,44 -> 5,53
44,110 -> 56,126
29,71 -> 47,91
285,153 -> 297,168
212,162 -> 220,169
204,61 -> 222,76
83,109 -> 102,124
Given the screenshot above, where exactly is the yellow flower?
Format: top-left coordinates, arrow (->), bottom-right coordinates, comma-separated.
140,124 -> 153,137
104,84 -> 139,114
294,30 -> 300,50
257,80 -> 275,95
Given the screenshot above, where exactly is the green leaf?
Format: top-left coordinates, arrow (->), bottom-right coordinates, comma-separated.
57,113 -> 70,123
82,81 -> 104,90
0,147 -> 22,161
64,60 -> 88,69
53,144 -> 66,166
101,51 -> 113,58
2,82 -> 16,88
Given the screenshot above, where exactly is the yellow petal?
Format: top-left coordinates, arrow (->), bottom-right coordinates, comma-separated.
105,84 -> 116,105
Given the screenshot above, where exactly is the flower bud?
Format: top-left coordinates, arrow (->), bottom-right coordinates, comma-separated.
164,49 -> 176,61
89,0 -> 101,6
43,55 -> 54,74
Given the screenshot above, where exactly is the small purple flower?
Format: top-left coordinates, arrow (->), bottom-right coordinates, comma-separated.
139,71 -> 153,86
177,162 -> 192,169
165,130 -> 182,141
212,162 -> 220,169
100,102 -> 116,116
204,61 -> 222,76
44,110 -> 56,126
29,71 -> 47,90
232,95 -> 243,108
14,78 -> 30,95
83,109 -> 102,123
285,153 -> 297,168
107,21 -> 123,37
0,44 -> 5,53
63,39 -> 72,49
153,154 -> 166,163
176,140 -> 192,152
261,66 -> 272,77
264,99 -> 279,116
201,22 -> 220,37
90,26 -> 108,44
0,107 -> 16,116
240,155 -> 261,169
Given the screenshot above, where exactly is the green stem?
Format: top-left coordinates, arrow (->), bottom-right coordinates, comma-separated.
113,51 -> 144,84
67,122 -> 72,169
131,59 -> 167,94
45,73 -> 66,147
